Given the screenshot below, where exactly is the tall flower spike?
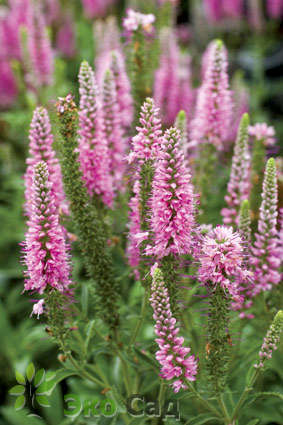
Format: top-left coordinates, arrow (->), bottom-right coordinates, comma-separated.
150,265 -> 197,393
23,161 -> 72,298
251,158 -> 281,295
249,123 -> 276,223
191,39 -> 233,150
102,69 -> 126,190
127,98 -> 162,281
28,2 -> 53,87
221,114 -> 250,226
24,107 -> 67,217
56,95 -> 119,330
78,60 -> 114,207
154,28 -> 180,126
198,226 -> 250,392
128,97 -> 162,164
147,127 -> 195,259
110,50 -> 133,130
254,310 -> 283,369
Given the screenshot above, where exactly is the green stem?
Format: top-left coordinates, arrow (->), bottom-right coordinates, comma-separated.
217,395 -> 230,424
230,369 -> 259,422
186,381 -> 221,418
129,289 -> 148,346
116,349 -> 132,396
67,354 -> 106,388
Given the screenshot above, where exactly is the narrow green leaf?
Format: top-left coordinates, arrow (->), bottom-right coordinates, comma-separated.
14,395 -> 25,411
34,368 -> 45,388
15,371 -> 25,385
26,363 -> 35,382
45,371 -> 56,381
36,395 -> 50,407
9,385 -> 25,396
254,391 -> 283,401
246,420 -> 260,425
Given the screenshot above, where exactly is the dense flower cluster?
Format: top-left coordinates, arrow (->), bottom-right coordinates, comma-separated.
150,265 -> 197,392
123,9 -> 155,33
191,39 -> 232,150
127,97 -> 162,164
78,60 -> 113,207
251,158 -> 281,295
248,123 -> 276,147
198,226 -> 250,302
24,107 -> 66,217
147,127 -> 195,258
22,162 -> 72,299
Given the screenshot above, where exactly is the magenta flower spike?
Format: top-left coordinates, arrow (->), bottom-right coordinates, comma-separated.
154,29 -> 180,126
190,39 -> 233,151
127,98 -> 162,276
128,97 -> 162,164
27,2 -> 54,87
110,50 -> 133,130
150,265 -> 197,392
78,60 -> 114,207
22,161 -> 72,299
198,226 -> 251,303
24,107 -> 67,217
102,69 -> 126,190
221,114 -> 250,226
56,15 -> 76,58
0,59 -> 18,107
147,127 -> 195,258
251,158 -> 281,295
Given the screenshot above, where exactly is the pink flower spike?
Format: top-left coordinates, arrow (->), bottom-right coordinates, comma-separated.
198,226 -> 250,302
128,97 -> 162,164
191,39 -> 233,150
123,9 -> 155,34
150,266 -> 197,392
22,162 -> 72,296
221,114 -> 250,226
110,50 -> 133,130
251,158 -> 281,296
78,60 -> 114,207
24,107 -> 67,217
147,127 -> 195,258
27,2 -> 54,87
102,69 -> 126,190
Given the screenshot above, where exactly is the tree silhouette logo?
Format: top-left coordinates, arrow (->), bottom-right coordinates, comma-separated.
9,363 -> 56,412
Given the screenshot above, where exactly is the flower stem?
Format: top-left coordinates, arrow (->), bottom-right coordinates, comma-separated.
129,288 -> 148,346
230,369 -> 259,422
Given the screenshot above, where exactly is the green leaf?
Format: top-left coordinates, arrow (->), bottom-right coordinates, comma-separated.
26,363 -> 35,382
246,420 -> 260,425
34,368 -> 45,388
9,385 -> 25,396
2,407 -> 43,425
36,395 -> 50,407
45,371 -> 56,381
14,395 -> 25,411
36,369 -> 77,396
15,371 -> 25,385
185,414 -> 221,425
